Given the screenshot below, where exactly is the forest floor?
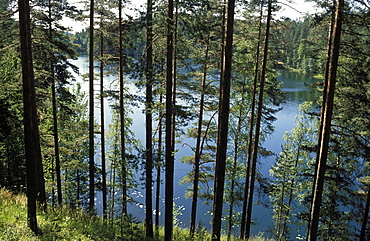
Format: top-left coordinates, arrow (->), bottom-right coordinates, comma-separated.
0,188 -> 272,241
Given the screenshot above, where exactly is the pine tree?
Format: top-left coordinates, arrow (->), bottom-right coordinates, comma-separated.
165,0 -> 174,239
307,0 -> 344,239
270,102 -> 318,241
244,0 -> 273,238
240,3 -> 264,238
211,0 -> 236,239
145,0 -> 154,236
118,0 -> 128,217
88,0 -> 95,213
19,0 -> 43,233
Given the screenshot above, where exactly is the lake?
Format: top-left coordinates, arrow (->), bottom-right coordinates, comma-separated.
70,57 -> 320,237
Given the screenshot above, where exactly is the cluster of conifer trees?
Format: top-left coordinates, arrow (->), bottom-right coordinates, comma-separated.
0,0 -> 369,240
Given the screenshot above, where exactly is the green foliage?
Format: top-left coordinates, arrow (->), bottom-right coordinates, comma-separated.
0,51 -> 26,191
269,102 -> 318,240
0,188 -> 274,241
0,2 -> 26,192
106,96 -> 143,216
0,188 -> 140,240
268,3 -> 370,240
273,17 -> 327,74
0,0 -> 84,200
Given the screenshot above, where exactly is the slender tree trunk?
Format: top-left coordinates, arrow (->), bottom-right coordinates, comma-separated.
165,0 -> 174,239
155,94 -> 163,234
227,108 -> 242,241
240,3 -> 263,238
305,1 -> 335,237
211,0 -> 235,240
19,0 -> 42,233
100,29 -> 107,219
276,178 -> 286,240
307,0 -> 343,239
276,147 -> 301,240
190,38 -> 210,237
88,0 -> 95,213
245,1 -> 272,239
218,0 -> 226,124
145,0 -> 153,236
118,0 -> 127,216
52,75 -> 62,204
171,0 -> 178,152
48,0 -> 62,206
110,158 -> 116,224
310,0 -> 335,212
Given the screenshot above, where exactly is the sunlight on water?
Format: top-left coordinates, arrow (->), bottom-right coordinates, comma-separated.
70,57 -> 320,236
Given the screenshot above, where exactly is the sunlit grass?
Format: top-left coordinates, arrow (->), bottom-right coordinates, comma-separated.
0,188 -> 273,240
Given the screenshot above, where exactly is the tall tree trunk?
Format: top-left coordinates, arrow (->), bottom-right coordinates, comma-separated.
240,3 -> 263,239
100,28 -> 107,219
88,0 -> 95,213
307,0 -> 343,239
19,0 -> 42,233
245,1 -> 272,239
310,0 -> 335,214
171,0 -> 178,152
52,72 -> 62,204
165,0 -> 174,239
227,105 -> 242,241
218,0 -> 226,125
155,94 -> 163,234
190,37 -> 210,237
305,0 -> 335,237
118,0 -> 127,216
211,0 -> 235,240
48,0 -> 62,206
145,0 -> 153,236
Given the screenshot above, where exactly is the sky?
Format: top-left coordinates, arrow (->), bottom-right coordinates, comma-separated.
63,0 -> 318,33
277,0 -> 318,19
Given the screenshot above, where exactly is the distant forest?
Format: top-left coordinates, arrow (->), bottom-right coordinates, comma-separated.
0,0 -> 369,240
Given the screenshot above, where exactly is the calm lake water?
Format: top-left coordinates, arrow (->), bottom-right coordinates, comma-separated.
70,57 -> 320,237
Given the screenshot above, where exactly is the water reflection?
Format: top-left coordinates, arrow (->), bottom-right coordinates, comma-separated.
278,69 -> 321,101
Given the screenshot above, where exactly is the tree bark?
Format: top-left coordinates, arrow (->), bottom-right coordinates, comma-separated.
48,0 -> 62,206
211,0 -> 235,240
145,0 -> 153,236
244,0 -> 272,239
165,0 -> 174,239
155,94 -> 163,234
190,37 -> 210,237
118,0 -> 127,216
19,0 -> 42,233
227,105 -> 243,241
88,0 -> 95,213
240,3 -> 263,238
309,0 -> 335,216
100,28 -> 107,219
51,73 -> 62,205
306,0 -> 343,240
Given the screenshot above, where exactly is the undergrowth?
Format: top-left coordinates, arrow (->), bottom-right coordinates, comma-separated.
0,188 -> 272,241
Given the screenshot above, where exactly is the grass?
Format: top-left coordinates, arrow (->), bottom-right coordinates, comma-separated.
0,188 -> 273,241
